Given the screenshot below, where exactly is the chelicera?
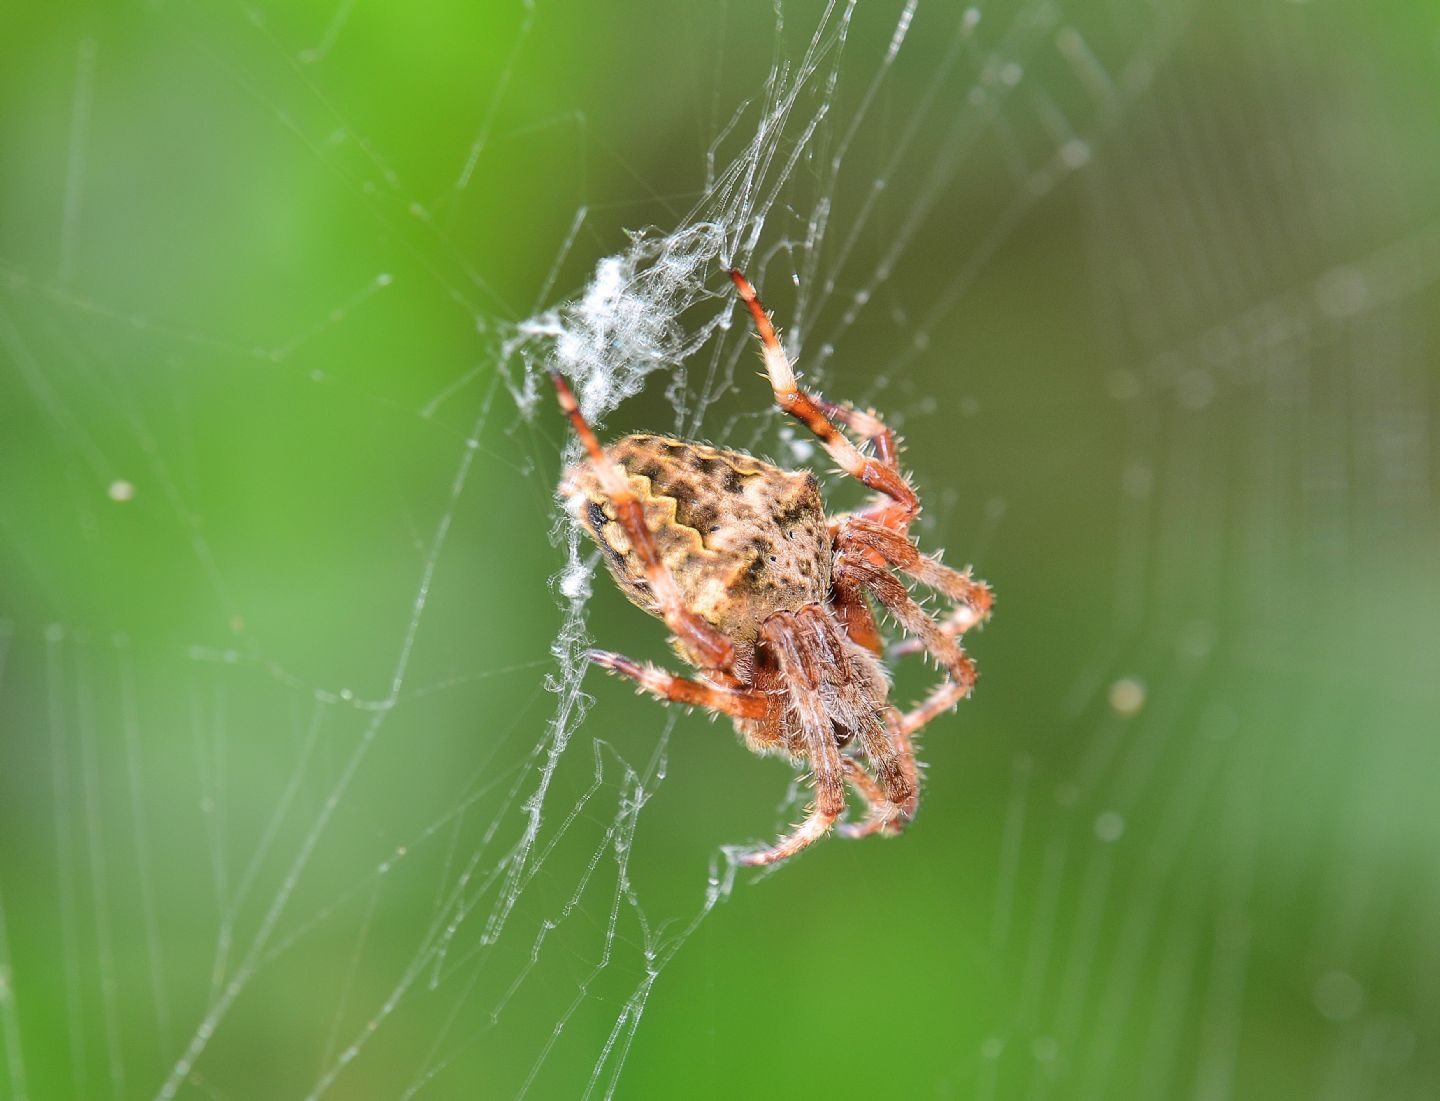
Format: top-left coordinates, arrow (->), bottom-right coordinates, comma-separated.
552,269 -> 992,865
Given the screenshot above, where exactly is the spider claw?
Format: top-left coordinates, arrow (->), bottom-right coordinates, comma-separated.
587,649 -> 654,694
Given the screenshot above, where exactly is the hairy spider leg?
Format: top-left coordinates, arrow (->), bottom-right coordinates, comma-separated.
835,569 -> 990,664
836,517 -> 989,734
834,549 -> 979,739
839,514 -> 992,671
550,371 -> 736,672
729,269 -> 919,525
836,756 -> 908,839
886,602 -> 989,660
800,605 -> 916,817
839,517 -> 993,623
816,399 -> 897,466
814,398 -> 924,534
828,574 -> 886,656
587,649 -> 769,719
896,681 -> 971,737
741,609 -> 850,866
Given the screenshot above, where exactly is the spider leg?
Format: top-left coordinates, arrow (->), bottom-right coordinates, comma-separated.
896,682 -> 969,736
740,611 -> 847,866
828,575 -> 885,655
819,582 -> 917,814
838,516 -> 994,620
550,372 -> 736,672
838,514 -> 992,661
816,399 -> 897,467
587,649 -> 769,719
835,549 -> 979,731
832,515 -> 990,734
815,398 -> 925,534
887,602 -> 987,660
730,270 -> 919,525
836,756 -> 910,840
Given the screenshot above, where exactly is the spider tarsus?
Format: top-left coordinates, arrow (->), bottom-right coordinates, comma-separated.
586,648 -> 633,674
835,818 -> 898,841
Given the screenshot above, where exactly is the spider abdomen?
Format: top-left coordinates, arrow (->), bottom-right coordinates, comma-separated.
562,434 -> 831,645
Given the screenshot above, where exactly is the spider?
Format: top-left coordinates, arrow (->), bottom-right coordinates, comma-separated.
551,269 -> 992,865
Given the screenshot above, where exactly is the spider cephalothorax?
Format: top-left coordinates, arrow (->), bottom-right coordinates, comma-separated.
553,269 -> 992,865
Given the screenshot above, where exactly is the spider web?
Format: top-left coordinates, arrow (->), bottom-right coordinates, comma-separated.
2,0 -> 1439,1098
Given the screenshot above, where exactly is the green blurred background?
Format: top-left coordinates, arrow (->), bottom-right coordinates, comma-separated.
3,1 -> 1438,1098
